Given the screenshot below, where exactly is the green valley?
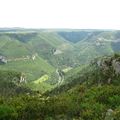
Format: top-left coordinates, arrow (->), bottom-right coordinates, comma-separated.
0,28 -> 120,119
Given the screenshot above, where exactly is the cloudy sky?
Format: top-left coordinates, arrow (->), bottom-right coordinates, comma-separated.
0,0 -> 120,29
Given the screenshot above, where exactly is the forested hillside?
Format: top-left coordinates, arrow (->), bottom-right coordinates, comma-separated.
0,54 -> 120,119
0,29 -> 120,92
0,29 -> 120,119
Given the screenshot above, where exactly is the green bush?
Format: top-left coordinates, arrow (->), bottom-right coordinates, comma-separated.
0,105 -> 18,120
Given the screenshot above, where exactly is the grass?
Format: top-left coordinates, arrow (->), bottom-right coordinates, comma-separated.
0,56 -> 55,81
34,74 -> 49,84
27,81 -> 54,92
62,67 -> 72,73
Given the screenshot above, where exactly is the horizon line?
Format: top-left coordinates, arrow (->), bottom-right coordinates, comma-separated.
0,27 -> 120,31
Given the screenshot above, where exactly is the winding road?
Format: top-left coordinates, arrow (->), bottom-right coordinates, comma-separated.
56,69 -> 64,85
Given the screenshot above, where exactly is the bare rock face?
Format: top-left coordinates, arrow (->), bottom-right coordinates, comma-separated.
92,55 -> 120,84
97,58 -> 111,72
31,53 -> 38,60
112,59 -> 120,75
19,73 -> 26,83
97,60 -> 101,67
104,109 -> 114,120
96,56 -> 120,76
0,56 -> 7,64
53,49 -> 62,55
107,78 -> 112,84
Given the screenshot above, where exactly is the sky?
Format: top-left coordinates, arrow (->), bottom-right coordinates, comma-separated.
0,0 -> 120,29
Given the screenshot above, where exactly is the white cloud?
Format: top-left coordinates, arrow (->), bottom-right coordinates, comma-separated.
0,0 -> 120,29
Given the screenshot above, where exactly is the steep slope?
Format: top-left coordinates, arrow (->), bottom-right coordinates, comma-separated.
0,54 -> 120,120
1,29 -> 120,92
0,70 -> 32,96
39,54 -> 120,119
0,31 -> 74,91
58,30 -> 120,65
0,56 -> 55,81
47,54 -> 120,95
62,30 -> 120,64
